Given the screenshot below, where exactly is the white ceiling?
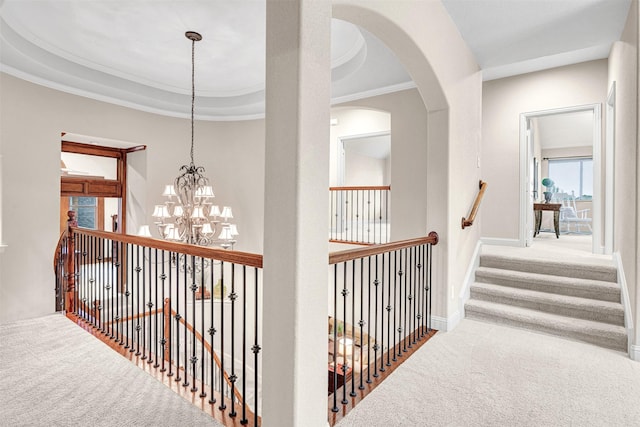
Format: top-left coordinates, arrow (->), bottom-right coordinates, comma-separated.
0,0 -> 633,120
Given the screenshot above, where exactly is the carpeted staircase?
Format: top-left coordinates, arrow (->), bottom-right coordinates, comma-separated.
465,253 -> 628,352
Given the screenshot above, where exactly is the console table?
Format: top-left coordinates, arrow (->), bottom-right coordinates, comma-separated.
534,203 -> 561,238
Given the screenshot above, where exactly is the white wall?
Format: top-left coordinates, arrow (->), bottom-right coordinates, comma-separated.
0,72 -> 265,323
482,60 -> 609,240
329,107 -> 390,187
608,0 -> 639,355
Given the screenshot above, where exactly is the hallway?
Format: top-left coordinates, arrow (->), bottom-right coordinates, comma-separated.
336,318 -> 640,427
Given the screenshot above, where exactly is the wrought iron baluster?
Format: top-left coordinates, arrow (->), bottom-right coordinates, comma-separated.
182,254 -> 189,387
240,266 -> 248,424
190,255 -> 197,392
141,245 -> 147,359
160,250 -> 167,372
358,257 -> 365,391
134,245 -> 141,356
341,262 -> 348,405
229,263 -> 237,417
252,268 -> 260,427
208,259 -> 216,404
199,257 -> 206,397
331,264 -> 339,413
219,261 -> 226,411
373,254 -> 380,378
153,248 -> 160,368
350,259 -> 356,397
174,253 -> 182,383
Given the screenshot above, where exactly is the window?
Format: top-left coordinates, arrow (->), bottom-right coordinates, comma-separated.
69,196 -> 98,229
548,158 -> 593,200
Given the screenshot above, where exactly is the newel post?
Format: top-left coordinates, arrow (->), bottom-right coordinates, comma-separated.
65,210 -> 78,313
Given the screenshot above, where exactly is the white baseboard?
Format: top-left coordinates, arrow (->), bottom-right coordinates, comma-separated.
459,241 -> 482,319
613,252 -> 635,360
431,311 -> 460,332
480,237 -> 522,247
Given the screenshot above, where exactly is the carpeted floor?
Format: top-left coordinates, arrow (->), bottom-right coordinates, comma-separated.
336,319 -> 640,427
0,313 -> 223,427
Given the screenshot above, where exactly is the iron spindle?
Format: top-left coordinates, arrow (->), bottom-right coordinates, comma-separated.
182,254 -> 189,387
135,245 -> 141,356
331,264 -> 339,412
209,261 -> 216,404
341,262 -> 348,405
386,250 -> 392,367
428,243 -> 433,332
240,266 -> 248,424
154,249 -> 160,368
190,255 -> 197,392
219,261 -> 226,411
402,247 -> 407,354
350,259 -> 356,397
366,255 -> 372,384
125,244 -> 131,349
359,257 -> 365,391
373,254 -> 380,378
147,247 -> 153,363
229,263 -> 237,416
141,245 -> 147,359
253,269 -> 260,426
199,257 -> 206,397
167,253 -> 174,377
175,253 -> 182,382
392,250 -> 398,362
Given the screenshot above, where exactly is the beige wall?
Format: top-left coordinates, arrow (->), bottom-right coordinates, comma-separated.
608,0 -> 639,353
482,60 -> 609,240
0,73 -> 265,323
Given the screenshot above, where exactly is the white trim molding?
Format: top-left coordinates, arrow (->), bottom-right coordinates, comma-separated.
459,241 -> 482,319
431,311 -> 461,332
480,237 -> 521,247
613,252 -> 635,359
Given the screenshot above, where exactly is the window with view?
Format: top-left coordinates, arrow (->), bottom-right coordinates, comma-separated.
69,196 -> 98,229
548,158 -> 593,200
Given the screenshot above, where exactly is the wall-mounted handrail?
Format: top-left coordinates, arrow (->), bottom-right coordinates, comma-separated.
461,180 -> 487,229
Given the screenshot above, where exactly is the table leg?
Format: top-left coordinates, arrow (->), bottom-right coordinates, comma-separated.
553,211 -> 560,238
534,210 -> 542,237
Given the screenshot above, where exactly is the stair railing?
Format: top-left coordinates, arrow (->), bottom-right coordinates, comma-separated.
329,186 -> 391,244
327,232 -> 439,424
59,212 -> 263,426
461,180 -> 487,229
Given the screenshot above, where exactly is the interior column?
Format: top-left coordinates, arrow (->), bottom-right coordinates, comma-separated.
263,1 -> 331,425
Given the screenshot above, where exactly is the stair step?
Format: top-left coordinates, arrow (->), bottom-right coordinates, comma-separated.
470,282 -> 625,326
479,254 -> 617,282
464,299 -> 627,352
475,267 -> 621,303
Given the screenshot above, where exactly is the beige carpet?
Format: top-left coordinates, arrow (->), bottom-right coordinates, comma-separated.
336,319 -> 640,427
0,314 -> 223,427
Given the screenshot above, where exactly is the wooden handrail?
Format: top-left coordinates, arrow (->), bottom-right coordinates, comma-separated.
329,231 -> 439,265
71,227 -> 263,269
461,180 -> 487,229
329,185 -> 391,191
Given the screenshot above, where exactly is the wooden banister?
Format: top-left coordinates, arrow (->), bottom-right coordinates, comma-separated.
461,180 -> 487,229
70,227 -> 263,269
329,231 -> 439,265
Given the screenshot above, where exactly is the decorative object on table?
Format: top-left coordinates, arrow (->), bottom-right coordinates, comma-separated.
142,31 -> 238,249
541,177 -> 555,203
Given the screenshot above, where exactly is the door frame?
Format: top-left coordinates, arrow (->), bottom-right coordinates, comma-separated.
519,103 -> 603,254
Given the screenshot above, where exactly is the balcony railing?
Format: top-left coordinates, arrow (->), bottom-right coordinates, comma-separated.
57,212 -> 262,427
329,186 -> 391,245
327,232 -> 439,425
55,212 -> 439,426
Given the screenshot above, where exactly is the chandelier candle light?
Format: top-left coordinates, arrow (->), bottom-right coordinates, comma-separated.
142,31 -> 238,249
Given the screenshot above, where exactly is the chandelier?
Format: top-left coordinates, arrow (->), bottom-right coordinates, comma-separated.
147,31 -> 238,249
